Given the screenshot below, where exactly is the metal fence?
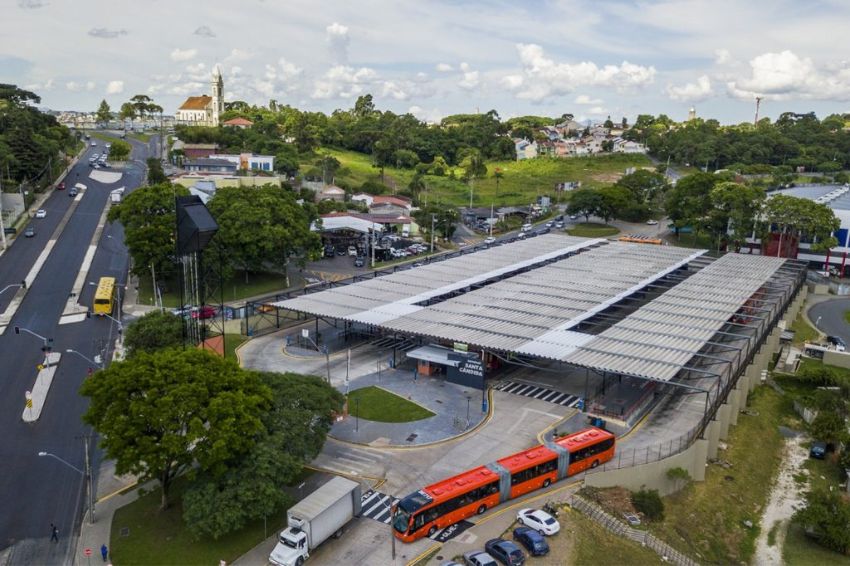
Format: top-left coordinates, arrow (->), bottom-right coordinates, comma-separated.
569,495 -> 700,566
586,424 -> 702,474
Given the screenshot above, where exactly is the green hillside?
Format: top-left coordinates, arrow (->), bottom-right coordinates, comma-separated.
303,149 -> 654,207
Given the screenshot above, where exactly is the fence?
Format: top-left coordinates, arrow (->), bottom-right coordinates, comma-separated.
585,425 -> 702,474
569,495 -> 700,566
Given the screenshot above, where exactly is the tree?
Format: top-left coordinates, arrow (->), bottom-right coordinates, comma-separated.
123,310 -> 183,357
413,202 -> 459,240
664,172 -> 717,238
118,102 -> 137,121
762,194 -> 839,254
129,94 -> 153,119
666,467 -> 691,492
95,100 -> 111,124
80,349 -> 272,510
603,116 -> 614,129
632,488 -> 664,521
794,489 -> 850,554
207,185 -> 320,282
567,189 -> 604,222
710,182 -> 765,251
182,372 -> 344,538
108,139 -> 131,161
146,157 -> 168,184
107,183 -> 190,279
810,411 -> 847,447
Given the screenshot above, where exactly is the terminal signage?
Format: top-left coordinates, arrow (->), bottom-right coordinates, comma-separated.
447,352 -> 485,389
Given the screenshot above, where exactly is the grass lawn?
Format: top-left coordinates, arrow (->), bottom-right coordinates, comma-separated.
136,270 -> 289,308
569,510 -> 664,565
796,357 -> 850,382
648,387 -> 788,564
110,479 -> 288,566
567,223 -> 619,237
347,386 -> 435,423
308,148 -> 652,207
224,333 -> 248,361
790,312 -> 820,345
844,310 -> 850,325
131,132 -> 153,142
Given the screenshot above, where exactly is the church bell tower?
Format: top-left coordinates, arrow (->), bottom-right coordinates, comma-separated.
211,65 -> 224,127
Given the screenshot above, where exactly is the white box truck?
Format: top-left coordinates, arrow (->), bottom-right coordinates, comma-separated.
269,476 -> 362,566
110,188 -> 124,203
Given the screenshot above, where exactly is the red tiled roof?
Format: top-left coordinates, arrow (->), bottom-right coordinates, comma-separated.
223,117 -> 253,126
371,195 -> 412,208
178,95 -> 212,110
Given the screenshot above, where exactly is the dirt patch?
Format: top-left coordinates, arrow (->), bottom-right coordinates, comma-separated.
591,172 -> 624,183
582,486 -> 638,517
753,433 -> 808,566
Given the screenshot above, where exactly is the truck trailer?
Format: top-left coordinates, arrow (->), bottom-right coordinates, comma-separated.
269,476 -> 362,566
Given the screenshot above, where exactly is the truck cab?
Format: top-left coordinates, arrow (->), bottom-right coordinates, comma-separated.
269,527 -> 309,566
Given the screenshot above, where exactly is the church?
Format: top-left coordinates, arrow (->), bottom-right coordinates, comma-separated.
175,66 -> 224,127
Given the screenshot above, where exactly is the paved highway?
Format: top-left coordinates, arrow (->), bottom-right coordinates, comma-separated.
0,134 -> 151,564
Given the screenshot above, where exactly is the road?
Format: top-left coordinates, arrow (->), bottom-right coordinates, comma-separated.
808,298 -> 850,345
0,134 -> 151,564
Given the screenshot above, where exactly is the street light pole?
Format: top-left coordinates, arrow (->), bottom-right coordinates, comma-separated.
39,450 -> 94,524
431,214 -> 436,253
65,349 -> 104,369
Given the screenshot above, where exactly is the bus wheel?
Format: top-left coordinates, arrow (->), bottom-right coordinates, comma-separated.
477,504 -> 487,515
428,525 -> 437,537
542,478 -> 551,488
591,459 -> 600,468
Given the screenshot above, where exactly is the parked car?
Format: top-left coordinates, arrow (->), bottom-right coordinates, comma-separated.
35,209 -> 46,219
336,247 -> 347,256
569,214 -> 578,220
90,141 -> 97,147
354,256 -> 365,268
512,527 -> 549,556
646,219 -> 659,225
623,512 -> 641,526
57,181 -> 65,190
484,538 -> 525,566
810,441 -> 827,459
24,226 -> 35,238
516,508 -> 560,535
555,222 -> 564,229
324,245 -> 335,258
484,236 -> 496,245
191,305 -> 217,320
69,188 -> 78,197
462,550 -> 498,566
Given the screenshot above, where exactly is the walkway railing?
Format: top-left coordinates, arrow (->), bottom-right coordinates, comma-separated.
569,495 -> 700,566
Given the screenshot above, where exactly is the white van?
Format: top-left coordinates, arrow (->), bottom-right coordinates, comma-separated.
521,223 -> 532,232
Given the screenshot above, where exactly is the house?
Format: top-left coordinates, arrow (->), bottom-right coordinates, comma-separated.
222,117 -> 254,129
184,158 -> 238,174
514,138 -> 538,160
611,138 -> 647,154
209,153 -> 275,172
540,126 -> 561,141
182,143 -> 219,159
318,185 -> 346,202
351,193 -> 374,207
369,195 -> 413,216
175,66 -> 224,127
316,212 -> 419,237
555,119 -> 583,137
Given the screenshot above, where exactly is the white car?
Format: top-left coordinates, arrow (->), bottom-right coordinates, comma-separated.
348,246 -> 358,256
517,508 -> 560,535
90,141 -> 97,147
646,219 -> 659,225
35,209 -> 46,218
484,236 -> 496,244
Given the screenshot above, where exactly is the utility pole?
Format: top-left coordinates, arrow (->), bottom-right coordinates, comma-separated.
371,227 -> 376,268
754,96 -> 763,125
0,176 -> 6,250
431,214 -> 436,253
83,434 -> 94,524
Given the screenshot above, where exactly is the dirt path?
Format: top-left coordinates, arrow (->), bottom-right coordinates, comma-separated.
753,433 -> 808,566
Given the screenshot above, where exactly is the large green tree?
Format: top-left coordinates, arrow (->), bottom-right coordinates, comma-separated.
95,100 -> 111,124
709,182 -> 765,251
795,489 -> 850,554
182,372 -> 344,538
664,172 -> 718,238
207,185 -> 320,281
762,194 -> 840,254
107,183 -> 190,279
108,139 -> 131,161
567,188 -> 604,223
123,310 -> 184,357
80,349 -> 272,509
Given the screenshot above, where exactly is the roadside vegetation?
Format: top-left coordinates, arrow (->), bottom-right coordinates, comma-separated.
790,312 -> 821,345
347,386 -> 435,422
567,223 -> 619,238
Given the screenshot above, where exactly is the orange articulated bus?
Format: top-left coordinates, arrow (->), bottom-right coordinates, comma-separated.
391,427 -> 615,542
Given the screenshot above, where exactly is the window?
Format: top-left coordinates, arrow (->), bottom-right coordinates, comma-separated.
510,458 -> 558,485
569,438 -> 615,464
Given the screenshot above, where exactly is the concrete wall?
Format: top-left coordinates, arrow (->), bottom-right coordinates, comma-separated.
823,350 -> 850,369
585,285 -> 806,497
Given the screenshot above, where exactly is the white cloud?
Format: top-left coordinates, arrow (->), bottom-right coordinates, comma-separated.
312,65 -> 377,99
436,63 -> 453,72
326,22 -> 350,64
186,62 -> 206,75
574,94 -> 602,105
170,48 -> 198,62
666,75 -> 713,101
86,81 -> 95,91
714,48 -> 732,65
588,106 -> 608,115
277,57 -> 303,81
457,62 -> 479,90
502,75 -> 524,89
408,105 -> 443,123
381,80 -> 411,100
223,48 -> 252,64
66,81 -> 81,92
726,50 -> 850,101
510,43 -> 656,102
106,80 -> 124,95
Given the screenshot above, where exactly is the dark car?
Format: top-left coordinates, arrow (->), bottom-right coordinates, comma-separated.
512,527 -> 549,556
24,226 -> 35,238
336,247 -> 347,256
354,256 -> 365,268
810,441 -> 827,459
484,538 -> 525,566
827,335 -> 847,351
69,188 -> 78,197
324,245 -> 335,258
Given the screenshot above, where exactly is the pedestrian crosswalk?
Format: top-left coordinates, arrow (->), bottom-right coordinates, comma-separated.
360,490 -> 398,524
494,381 -> 582,408
311,444 -> 386,479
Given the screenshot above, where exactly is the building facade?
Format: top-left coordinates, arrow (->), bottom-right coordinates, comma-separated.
175,66 -> 224,127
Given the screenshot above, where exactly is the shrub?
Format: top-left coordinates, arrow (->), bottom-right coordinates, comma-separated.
632,488 -> 664,521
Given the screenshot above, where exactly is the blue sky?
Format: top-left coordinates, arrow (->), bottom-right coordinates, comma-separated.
3,0 -> 850,124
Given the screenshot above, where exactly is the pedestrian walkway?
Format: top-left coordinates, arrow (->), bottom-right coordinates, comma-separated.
359,490 -> 397,524
311,443 -> 388,479
494,380 -> 582,408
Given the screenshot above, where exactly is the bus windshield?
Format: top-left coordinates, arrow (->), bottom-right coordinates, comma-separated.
392,509 -> 410,534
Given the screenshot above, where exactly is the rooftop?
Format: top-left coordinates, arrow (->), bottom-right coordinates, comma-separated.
178,95 -> 212,111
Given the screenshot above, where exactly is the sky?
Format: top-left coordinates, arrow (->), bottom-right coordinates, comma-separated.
3,0 -> 850,125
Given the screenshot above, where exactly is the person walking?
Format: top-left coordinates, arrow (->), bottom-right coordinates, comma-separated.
50,523 -> 59,543
101,543 -> 108,562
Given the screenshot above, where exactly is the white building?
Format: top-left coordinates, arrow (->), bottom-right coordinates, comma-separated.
175,66 -> 224,127
208,153 -> 275,172
514,139 -> 538,160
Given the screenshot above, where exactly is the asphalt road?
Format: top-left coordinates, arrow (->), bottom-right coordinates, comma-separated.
0,134 -> 151,564
809,298 -> 850,345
